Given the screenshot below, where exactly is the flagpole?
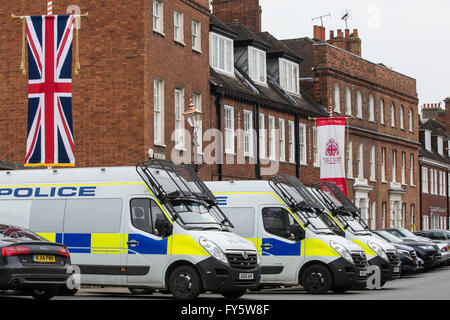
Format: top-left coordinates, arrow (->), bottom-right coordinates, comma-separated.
47,1 -> 53,15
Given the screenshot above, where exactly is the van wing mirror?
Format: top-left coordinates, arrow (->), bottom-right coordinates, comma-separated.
291,224 -> 305,242
155,219 -> 173,238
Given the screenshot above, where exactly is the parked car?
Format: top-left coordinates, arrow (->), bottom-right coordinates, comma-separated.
375,230 -> 440,272
372,231 -> 418,274
385,228 -> 433,242
414,230 -> 450,245
0,224 -> 71,300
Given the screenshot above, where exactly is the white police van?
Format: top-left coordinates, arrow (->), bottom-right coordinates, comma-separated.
206,175 -> 368,294
0,160 -> 260,299
310,181 -> 401,286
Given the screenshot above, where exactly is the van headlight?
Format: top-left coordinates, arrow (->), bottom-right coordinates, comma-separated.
368,241 -> 389,262
330,240 -> 353,263
199,237 -> 228,265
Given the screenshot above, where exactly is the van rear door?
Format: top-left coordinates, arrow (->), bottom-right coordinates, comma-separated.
125,197 -> 171,286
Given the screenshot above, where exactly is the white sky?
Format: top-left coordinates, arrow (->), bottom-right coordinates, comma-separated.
259,0 -> 450,108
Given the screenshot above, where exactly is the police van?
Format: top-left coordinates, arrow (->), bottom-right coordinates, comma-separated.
206,175 -> 368,294
0,160 -> 261,300
310,181 -> 401,286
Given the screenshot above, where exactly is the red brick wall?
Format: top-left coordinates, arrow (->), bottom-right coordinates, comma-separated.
420,163 -> 448,229
0,0 -> 211,168
212,0 -> 262,33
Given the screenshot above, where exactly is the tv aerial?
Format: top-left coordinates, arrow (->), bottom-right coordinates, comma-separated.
341,9 -> 352,29
311,13 -> 331,27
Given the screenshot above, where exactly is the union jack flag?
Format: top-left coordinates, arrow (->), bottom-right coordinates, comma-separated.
25,15 -> 75,167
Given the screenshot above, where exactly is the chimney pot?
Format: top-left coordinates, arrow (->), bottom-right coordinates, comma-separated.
345,29 -> 350,38
330,30 -> 334,39
337,29 -> 344,38
353,29 -> 359,38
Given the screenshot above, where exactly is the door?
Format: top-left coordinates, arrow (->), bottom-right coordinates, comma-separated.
257,206 -> 305,283
125,198 -> 171,286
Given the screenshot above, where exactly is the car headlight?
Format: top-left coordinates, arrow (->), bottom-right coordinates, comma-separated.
199,237 -> 228,265
368,241 -> 389,262
419,245 -> 434,250
330,240 -> 353,263
256,252 -> 261,265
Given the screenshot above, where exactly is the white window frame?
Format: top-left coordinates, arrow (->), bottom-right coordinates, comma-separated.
313,127 -> 319,167
356,91 -> 363,119
370,201 -> 377,229
153,1 -> 164,34
192,20 -> 201,52
153,78 -> 165,146
382,203 -> 386,229
174,88 -> 185,150
334,83 -> 341,113
259,114 -> 266,159
410,154 -> 415,186
424,130 -> 431,151
243,110 -> 253,157
408,109 -> 413,132
357,144 -> 364,178
278,119 -> 286,162
299,123 -> 307,165
210,32 -> 234,75
345,87 -> 352,116
401,152 -> 406,185
369,94 -> 375,122
288,121 -> 295,163
224,105 -> 235,154
279,58 -> 300,95
174,10 -> 184,43
370,146 -> 376,181
437,136 -> 444,155
400,106 -> 404,129
434,169 -> 438,195
391,103 -> 396,127
392,150 -> 397,183
381,148 -> 386,182
430,169 -> 435,195
380,99 -> 385,124
422,167 -> 428,194
249,46 -> 267,85
347,141 -> 353,178
268,116 -> 276,161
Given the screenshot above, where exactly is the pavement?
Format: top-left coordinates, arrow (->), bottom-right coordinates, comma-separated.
2,265 -> 450,300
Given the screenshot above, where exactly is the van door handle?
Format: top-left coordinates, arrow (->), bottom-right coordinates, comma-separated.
261,244 -> 273,249
127,240 -> 139,247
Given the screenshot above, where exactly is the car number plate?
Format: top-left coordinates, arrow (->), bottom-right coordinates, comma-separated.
239,273 -> 254,280
394,267 -> 400,273
359,270 -> 367,277
33,255 -> 56,263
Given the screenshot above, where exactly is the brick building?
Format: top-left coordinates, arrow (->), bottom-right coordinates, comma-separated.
283,26 -> 421,230
0,0 -> 212,177
419,103 -> 450,230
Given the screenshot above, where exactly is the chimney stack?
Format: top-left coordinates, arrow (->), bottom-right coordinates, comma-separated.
212,0 -> 262,33
327,28 -> 362,56
313,25 -> 326,41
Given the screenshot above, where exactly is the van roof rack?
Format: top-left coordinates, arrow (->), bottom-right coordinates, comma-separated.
269,175 -> 324,212
311,181 -> 359,216
136,159 -> 233,227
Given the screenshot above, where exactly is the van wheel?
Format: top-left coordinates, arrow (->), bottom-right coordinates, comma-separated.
30,288 -> 58,301
221,290 -> 247,299
169,265 -> 202,300
331,286 -> 351,294
128,288 -> 156,295
301,265 -> 332,294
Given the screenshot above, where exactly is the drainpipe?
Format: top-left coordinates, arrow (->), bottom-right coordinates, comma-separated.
215,92 -> 223,181
419,160 -> 423,230
254,104 -> 261,180
295,114 -> 300,179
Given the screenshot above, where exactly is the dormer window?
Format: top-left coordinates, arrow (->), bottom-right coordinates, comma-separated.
437,136 -> 444,155
424,130 -> 431,151
210,32 -> 234,75
248,46 -> 266,84
279,58 -> 299,95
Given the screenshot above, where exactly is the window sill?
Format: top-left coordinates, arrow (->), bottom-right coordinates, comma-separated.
370,179 -> 377,183
175,146 -> 187,152
211,68 -> 235,78
153,30 -> 165,37
225,152 -> 235,156
192,47 -> 202,54
381,180 -> 388,184
154,142 -> 167,148
347,177 -> 354,180
174,39 -> 185,46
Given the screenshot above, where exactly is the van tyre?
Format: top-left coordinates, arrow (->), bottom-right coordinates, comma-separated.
301,265 -> 332,294
128,288 -> 156,295
169,265 -> 202,300
57,287 -> 78,296
221,290 -> 247,299
30,288 -> 58,301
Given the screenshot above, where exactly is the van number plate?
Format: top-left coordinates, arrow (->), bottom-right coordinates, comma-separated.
394,267 -> 400,273
239,273 -> 254,280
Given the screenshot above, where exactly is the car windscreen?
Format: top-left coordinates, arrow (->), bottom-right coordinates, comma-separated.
0,227 -> 45,241
169,199 -> 222,227
376,230 -> 404,243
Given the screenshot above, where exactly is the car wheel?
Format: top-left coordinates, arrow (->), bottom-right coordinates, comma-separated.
221,290 -> 247,299
301,265 -> 332,294
331,286 -> 351,294
169,265 -> 202,300
57,287 -> 79,296
158,289 -> 170,294
128,288 -> 156,295
31,288 -> 58,301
